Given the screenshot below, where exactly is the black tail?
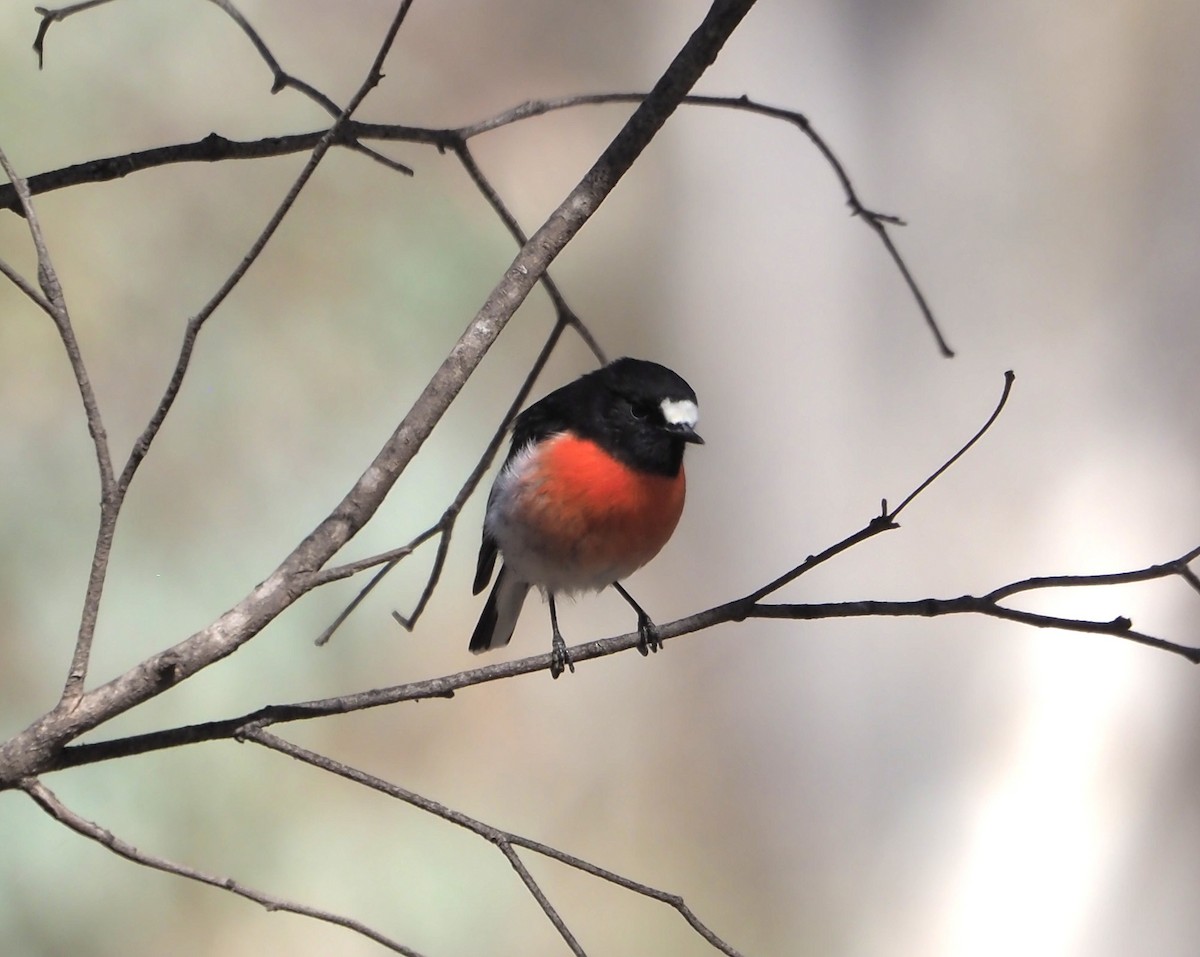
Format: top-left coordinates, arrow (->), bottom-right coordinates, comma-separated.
469,566 -> 530,653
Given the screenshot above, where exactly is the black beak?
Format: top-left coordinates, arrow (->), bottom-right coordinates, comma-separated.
667,423 -> 704,445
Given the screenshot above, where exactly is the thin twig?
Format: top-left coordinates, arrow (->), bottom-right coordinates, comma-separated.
246,730 -> 741,957
497,843 -> 588,957
202,0 -> 414,174
508,834 -> 746,957
116,0 -> 416,503
0,0 -> 759,788
0,253 -> 55,314
22,778 -> 427,955
982,544 -> 1200,602
33,0 -> 415,174
451,91 -> 952,353
1,92 -> 945,352
33,0 -> 119,68
391,529 -> 452,630
749,597 -> 1200,662
315,308 -> 577,643
748,370 -> 1015,603
0,147 -> 112,491
889,370 -> 1015,520
32,0 -> 417,701
55,532 -> 1200,773
451,140 -> 606,363
0,144 -> 117,702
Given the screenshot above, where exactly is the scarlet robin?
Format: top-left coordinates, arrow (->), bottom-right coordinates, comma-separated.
470,357 -> 703,678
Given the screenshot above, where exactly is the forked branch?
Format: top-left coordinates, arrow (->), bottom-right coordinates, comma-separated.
0,0 -> 760,787
47,370 -> 1200,778
245,729 -> 746,957
22,779 -> 426,956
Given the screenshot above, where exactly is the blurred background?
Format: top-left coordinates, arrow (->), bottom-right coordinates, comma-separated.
1,1 -> 1198,954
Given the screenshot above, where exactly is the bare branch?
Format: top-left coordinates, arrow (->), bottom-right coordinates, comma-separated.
449,91 -> 953,353
116,0 -> 416,504
0,252 -> 55,314
888,369 -> 1015,519
33,0 -> 415,174
982,544 -> 1200,602
43,0 -> 418,703
749,370 -> 1015,603
316,306 -> 589,645
507,834 -> 747,957
0,0 -> 759,787
202,0 -> 415,173
33,0 -> 120,68
749,596 -> 1200,663
54,525 -> 1200,775
0,147 -> 112,491
0,93 -> 943,352
22,779 -> 425,955
0,131 -> 369,212
311,526 -> 444,646
0,144 -> 118,702
497,843 -> 588,957
451,140 -> 607,363
245,730 -> 743,957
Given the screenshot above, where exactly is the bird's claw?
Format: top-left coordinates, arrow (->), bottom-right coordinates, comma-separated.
550,634 -> 575,679
636,614 -> 662,656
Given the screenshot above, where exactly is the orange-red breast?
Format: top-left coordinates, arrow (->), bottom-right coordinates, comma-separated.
471,358 -> 703,677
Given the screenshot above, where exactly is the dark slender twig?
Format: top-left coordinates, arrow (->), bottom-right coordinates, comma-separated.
22,778 -> 425,955
0,148 -> 112,490
748,598 -> 1199,662
391,529 -> 452,630
889,370 -> 1015,520
311,527 -> 442,645
33,0 -> 118,67
116,0 -> 416,504
506,834 -> 745,957
982,544 -> 1200,602
0,253 -> 55,314
747,370 -> 1015,603
24,0 -> 418,699
33,0 -> 415,174
54,531 -> 1200,773
497,843 -> 589,957
336,141 -> 613,637
448,91 -> 953,352
0,0 -> 759,789
246,730 -> 741,957
316,306 -> 583,643
0,144 -> 117,702
201,0 -> 414,174
0,93 -> 944,352
451,140 -> 607,363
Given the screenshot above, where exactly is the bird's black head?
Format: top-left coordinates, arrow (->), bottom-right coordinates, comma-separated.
583,357 -> 703,476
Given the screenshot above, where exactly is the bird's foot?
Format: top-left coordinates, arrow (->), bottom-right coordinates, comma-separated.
550,632 -> 575,679
636,613 -> 662,657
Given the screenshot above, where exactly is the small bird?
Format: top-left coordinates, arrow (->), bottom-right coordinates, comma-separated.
470,357 -> 703,678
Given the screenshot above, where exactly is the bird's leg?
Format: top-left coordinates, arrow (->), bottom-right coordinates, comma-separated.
548,594 -> 574,678
611,581 -> 661,656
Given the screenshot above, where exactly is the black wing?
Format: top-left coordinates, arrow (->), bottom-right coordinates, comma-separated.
472,374 -> 593,593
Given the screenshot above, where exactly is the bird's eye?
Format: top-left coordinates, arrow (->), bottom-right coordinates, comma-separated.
630,401 -> 655,421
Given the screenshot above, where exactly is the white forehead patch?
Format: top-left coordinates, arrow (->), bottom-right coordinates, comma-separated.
660,398 -> 699,428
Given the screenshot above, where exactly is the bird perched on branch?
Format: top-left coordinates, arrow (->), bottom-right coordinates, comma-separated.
470,357 -> 703,678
